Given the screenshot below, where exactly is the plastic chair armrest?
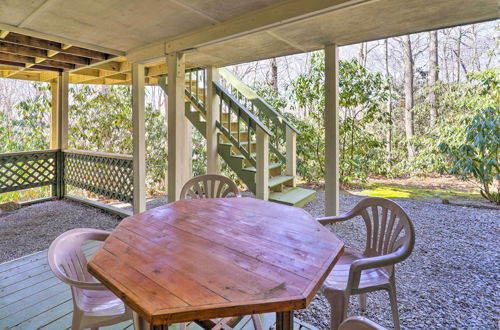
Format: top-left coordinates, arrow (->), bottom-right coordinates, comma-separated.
317,210 -> 357,225
347,250 -> 404,289
67,278 -> 110,290
351,251 -> 402,272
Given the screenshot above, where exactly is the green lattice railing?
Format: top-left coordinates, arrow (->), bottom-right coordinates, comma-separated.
0,149 -> 134,206
64,150 -> 133,203
0,150 -> 58,194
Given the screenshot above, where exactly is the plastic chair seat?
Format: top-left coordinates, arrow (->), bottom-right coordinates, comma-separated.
323,248 -> 391,292
77,288 -> 128,316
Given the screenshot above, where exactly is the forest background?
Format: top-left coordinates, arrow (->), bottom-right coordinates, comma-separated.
0,20 -> 498,203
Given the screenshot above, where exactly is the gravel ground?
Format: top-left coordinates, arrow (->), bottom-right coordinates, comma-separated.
0,200 -> 121,263
0,192 -> 498,329
297,191 -> 499,329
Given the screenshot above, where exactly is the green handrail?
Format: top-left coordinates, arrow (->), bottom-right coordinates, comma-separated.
219,68 -> 299,133
214,82 -> 274,137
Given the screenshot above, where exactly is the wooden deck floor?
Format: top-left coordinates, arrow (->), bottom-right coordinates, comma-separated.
0,241 -> 317,330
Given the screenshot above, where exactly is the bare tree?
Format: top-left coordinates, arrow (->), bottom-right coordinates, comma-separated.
402,35 -> 415,160
358,43 -> 367,66
429,30 -> 439,127
384,39 -> 393,165
270,57 -> 278,93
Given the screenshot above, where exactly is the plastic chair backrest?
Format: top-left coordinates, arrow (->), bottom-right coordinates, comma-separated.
351,197 -> 415,261
180,174 -> 240,200
48,228 -> 109,287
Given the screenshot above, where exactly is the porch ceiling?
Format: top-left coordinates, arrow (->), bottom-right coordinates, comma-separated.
0,0 -> 497,84
186,0 -> 498,67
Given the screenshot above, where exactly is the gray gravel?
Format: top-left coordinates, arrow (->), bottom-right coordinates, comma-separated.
0,199 -> 121,263
297,191 -> 500,329
0,192 -> 498,329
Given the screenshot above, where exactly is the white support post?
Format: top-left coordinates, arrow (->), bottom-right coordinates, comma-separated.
55,72 -> 69,198
285,126 -> 297,187
57,72 -> 69,150
256,126 -> 269,200
325,44 -> 340,216
206,66 -> 220,174
167,52 -> 190,203
50,81 -> 58,149
132,63 -> 146,214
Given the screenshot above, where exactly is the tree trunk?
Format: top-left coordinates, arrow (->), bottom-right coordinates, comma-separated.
270,58 -> 278,93
384,39 -> 392,165
429,30 -> 439,127
402,35 -> 415,161
456,27 -> 462,82
358,43 -> 367,67
443,33 -> 450,83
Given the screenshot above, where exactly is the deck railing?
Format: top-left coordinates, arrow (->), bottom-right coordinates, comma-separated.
63,149 -> 133,204
0,150 -> 58,196
0,149 -> 133,215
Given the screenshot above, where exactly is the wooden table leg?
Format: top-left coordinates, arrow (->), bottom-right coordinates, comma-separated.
133,312 -> 169,330
276,311 -> 294,330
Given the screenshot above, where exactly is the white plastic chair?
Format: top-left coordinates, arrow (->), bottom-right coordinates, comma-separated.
48,228 -> 132,330
317,197 -> 415,330
180,174 -> 240,200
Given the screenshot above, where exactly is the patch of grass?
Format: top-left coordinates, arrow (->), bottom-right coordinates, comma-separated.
350,183 -> 482,200
0,186 -> 51,203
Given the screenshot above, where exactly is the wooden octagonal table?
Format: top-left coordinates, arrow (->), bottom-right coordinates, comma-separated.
88,197 -> 344,330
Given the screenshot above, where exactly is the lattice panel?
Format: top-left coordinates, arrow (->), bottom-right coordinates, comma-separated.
64,152 -> 133,203
0,151 -> 57,194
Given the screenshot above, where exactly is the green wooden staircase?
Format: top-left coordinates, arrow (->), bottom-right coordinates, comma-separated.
161,68 -> 316,207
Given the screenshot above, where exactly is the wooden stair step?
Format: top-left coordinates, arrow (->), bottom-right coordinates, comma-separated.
243,162 -> 282,172
268,175 -> 293,188
269,187 -> 317,208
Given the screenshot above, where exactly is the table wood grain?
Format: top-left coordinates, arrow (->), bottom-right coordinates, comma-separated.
88,198 -> 344,328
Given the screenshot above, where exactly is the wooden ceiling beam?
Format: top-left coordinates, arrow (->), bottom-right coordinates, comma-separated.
0,42 -> 92,65
0,52 -> 75,70
71,61 -> 127,83
0,59 -> 61,72
145,63 -> 167,77
2,33 -> 109,60
0,30 -> 9,39
0,70 -> 40,81
73,68 -> 101,77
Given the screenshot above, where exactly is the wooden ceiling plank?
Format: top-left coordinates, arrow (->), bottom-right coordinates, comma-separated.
0,30 -> 9,39
18,0 -> 60,28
